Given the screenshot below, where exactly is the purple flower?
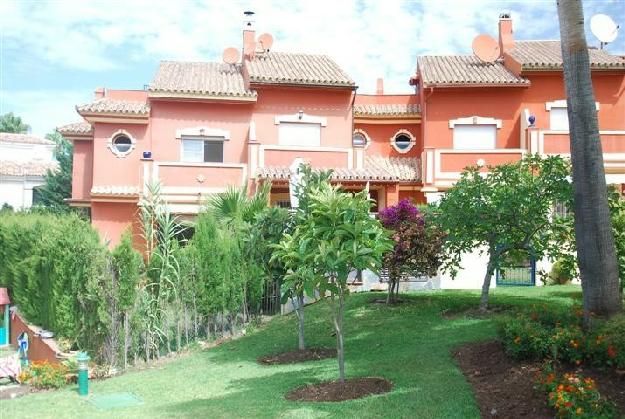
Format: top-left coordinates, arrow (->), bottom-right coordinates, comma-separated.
379,199 -> 420,229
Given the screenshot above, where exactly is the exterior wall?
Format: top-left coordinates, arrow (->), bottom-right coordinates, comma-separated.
0,177 -> 45,210
91,201 -> 139,247
357,123 -> 421,157
71,141 -> 93,200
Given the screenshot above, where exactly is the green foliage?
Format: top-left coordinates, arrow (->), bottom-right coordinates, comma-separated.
548,259 -> 575,285
18,360 -> 69,389
111,232 -> 143,312
499,306 -> 625,369
0,112 -> 30,133
35,131 -> 73,212
435,154 -> 573,309
0,212 -> 108,351
537,364 -> 616,419
607,186 -> 625,293
274,164 -> 393,380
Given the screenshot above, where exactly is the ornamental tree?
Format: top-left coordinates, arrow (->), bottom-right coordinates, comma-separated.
275,168 -> 392,381
271,165 -> 333,351
435,154 -> 572,312
379,199 -> 444,304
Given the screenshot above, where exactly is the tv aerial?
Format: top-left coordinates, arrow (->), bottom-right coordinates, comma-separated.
590,14 -> 619,49
472,34 -> 500,63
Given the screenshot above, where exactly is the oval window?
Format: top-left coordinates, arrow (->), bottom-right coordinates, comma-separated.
113,135 -> 132,154
353,132 -> 367,147
394,133 -> 412,151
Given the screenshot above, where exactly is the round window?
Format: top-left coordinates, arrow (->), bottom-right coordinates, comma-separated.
353,132 -> 367,147
113,135 -> 132,154
394,133 -> 412,151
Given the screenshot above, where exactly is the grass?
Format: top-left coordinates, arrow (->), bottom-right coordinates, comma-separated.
3,286 -> 582,418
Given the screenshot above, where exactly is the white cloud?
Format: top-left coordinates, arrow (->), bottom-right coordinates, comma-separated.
0,89 -> 92,137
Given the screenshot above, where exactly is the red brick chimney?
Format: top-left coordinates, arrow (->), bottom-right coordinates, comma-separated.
376,78 -> 384,95
498,13 -> 514,54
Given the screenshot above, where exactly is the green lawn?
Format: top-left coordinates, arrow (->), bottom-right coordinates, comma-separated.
3,286 -> 582,418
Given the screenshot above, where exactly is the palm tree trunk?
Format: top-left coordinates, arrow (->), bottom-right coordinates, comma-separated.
557,0 -> 622,319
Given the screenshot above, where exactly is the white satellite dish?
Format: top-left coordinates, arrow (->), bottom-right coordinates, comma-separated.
590,14 -> 619,47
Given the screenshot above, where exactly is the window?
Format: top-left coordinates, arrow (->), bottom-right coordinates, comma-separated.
352,130 -> 370,148
107,130 -> 136,157
278,122 -> 321,147
453,125 -> 496,150
549,108 -> 569,131
181,139 -> 224,163
554,201 -> 570,218
546,100 -> 600,131
391,130 -> 415,153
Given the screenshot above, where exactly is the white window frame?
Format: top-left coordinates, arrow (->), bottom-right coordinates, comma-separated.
180,138 -> 225,163
107,129 -> 136,158
390,129 -> 416,153
449,116 -> 502,150
546,100 -> 600,131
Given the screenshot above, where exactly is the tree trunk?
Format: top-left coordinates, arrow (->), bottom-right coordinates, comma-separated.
557,0 -> 622,318
296,295 -> 305,350
330,291 -> 346,383
479,255 -> 496,312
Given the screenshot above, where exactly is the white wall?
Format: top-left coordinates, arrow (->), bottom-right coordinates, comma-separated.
0,176 -> 46,210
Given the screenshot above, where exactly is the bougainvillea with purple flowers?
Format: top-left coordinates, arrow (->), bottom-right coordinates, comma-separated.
380,199 -> 444,303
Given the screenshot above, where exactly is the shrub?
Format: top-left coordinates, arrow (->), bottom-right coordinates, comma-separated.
18,360 -> 69,389
548,259 -> 575,285
587,315 -> 625,369
499,316 -> 553,360
537,363 -> 616,419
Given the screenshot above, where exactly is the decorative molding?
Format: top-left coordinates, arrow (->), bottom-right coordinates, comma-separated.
175,126 -> 230,140
545,99 -> 600,111
274,112 -> 327,126
156,161 -> 246,168
107,129 -> 137,158
390,129 -> 416,154
448,116 -> 503,129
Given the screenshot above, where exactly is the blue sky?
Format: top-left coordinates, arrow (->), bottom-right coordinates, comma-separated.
1,0 -> 623,137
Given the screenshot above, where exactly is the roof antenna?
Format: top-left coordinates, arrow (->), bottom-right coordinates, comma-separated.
244,10 -> 255,28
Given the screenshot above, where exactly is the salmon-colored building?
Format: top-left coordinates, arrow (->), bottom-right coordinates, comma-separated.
59,14 -> 625,249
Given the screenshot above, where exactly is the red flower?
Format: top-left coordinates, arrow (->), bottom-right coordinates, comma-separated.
607,345 -> 617,359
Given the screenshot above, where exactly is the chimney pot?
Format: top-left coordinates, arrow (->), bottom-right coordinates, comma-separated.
376,78 -> 384,95
94,87 -> 105,100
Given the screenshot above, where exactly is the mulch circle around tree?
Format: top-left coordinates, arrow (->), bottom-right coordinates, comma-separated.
453,340 -> 625,418
285,377 -> 393,402
370,298 -> 406,305
258,347 -> 336,365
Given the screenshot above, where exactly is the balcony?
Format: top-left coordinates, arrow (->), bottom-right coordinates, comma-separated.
422,148 -> 525,188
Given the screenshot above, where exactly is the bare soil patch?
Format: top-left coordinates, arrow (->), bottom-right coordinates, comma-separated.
285,377 -> 393,402
454,340 -> 553,418
453,340 -> 625,418
258,347 -> 336,365
370,298 -> 407,305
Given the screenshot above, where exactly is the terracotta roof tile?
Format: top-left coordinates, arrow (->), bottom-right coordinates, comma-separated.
418,55 -> 529,87
246,52 -> 355,87
256,156 -> 421,183
508,40 -> 625,70
76,98 -> 150,115
0,160 -> 58,177
149,61 -> 256,98
354,103 -> 420,117
0,132 -> 54,145
364,155 -> 421,181
57,122 -> 93,136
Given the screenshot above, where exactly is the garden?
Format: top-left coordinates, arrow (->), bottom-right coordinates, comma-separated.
0,157 -> 624,418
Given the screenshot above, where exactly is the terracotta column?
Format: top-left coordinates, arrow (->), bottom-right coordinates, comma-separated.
385,184 -> 399,208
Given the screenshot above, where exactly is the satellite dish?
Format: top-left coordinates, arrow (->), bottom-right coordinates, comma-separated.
472,34 -> 500,63
258,33 -> 274,51
222,47 -> 240,64
244,41 -> 257,56
591,14 -> 619,45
